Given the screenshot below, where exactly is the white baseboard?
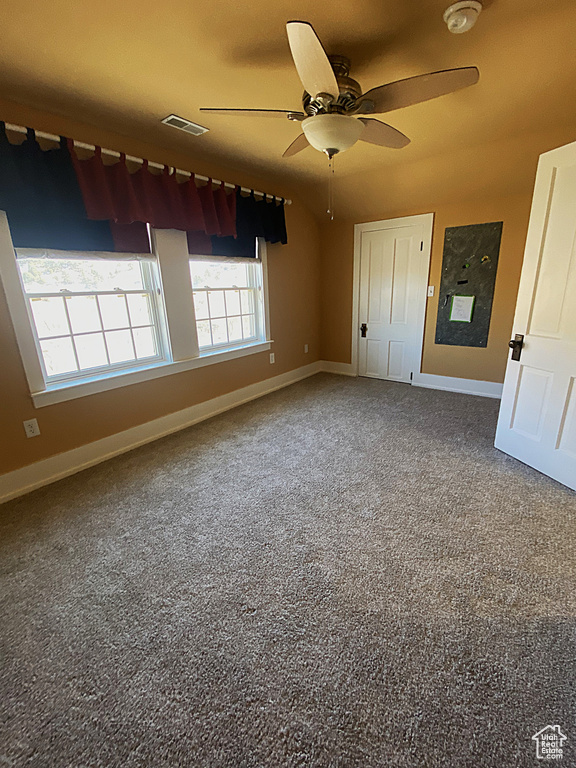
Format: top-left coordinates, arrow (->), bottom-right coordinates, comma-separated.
0,361 -> 323,504
411,372 -> 503,399
319,362 -> 502,398
319,360 -> 356,376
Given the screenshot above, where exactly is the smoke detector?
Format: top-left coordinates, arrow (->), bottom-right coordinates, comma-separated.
443,1 -> 482,34
161,114 -> 209,136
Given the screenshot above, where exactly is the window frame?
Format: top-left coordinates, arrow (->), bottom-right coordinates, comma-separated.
17,256 -> 168,384
0,212 -> 272,408
189,254 -> 266,353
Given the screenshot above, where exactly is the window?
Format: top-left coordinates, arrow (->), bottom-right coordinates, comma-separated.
16,253 -> 166,382
0,215 -> 271,407
190,259 -> 264,351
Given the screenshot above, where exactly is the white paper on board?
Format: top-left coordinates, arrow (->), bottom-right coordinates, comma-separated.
449,295 -> 475,323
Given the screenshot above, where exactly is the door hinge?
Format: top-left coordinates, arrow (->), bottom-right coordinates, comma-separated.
410,372 -> 413,381
420,241 -> 424,251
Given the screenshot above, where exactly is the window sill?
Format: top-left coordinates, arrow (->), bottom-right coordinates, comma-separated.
31,340 -> 273,408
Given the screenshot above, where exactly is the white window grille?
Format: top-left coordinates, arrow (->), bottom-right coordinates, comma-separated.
189,258 -> 265,351
16,253 -> 166,382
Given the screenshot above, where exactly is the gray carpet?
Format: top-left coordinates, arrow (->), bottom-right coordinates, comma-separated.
1,373 -> 575,767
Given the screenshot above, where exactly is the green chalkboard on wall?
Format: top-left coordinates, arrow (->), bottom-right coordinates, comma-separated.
435,221 -> 503,347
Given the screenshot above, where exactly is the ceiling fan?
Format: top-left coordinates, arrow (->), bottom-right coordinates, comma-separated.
200,21 -> 479,159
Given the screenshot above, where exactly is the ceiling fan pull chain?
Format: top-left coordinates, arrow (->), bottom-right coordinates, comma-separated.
331,155 -> 335,221
327,154 -> 335,220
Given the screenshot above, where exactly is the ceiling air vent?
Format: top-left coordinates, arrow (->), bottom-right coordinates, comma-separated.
161,114 -> 209,136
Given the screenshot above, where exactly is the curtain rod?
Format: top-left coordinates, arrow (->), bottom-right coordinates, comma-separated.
4,122 -> 292,206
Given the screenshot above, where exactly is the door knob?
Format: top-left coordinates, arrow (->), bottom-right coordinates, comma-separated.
508,333 -> 524,361
360,323 -> 368,338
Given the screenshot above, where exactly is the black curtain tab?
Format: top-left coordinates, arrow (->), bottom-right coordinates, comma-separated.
235,190 -> 266,240
198,188 -> 287,258
235,189 -> 287,245
256,195 -> 287,245
270,197 -> 287,245
0,123 -> 115,252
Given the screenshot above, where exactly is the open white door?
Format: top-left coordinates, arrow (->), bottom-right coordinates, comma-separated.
495,140 -> 576,491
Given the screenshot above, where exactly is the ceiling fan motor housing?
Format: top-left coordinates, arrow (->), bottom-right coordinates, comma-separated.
302,114 -> 365,155
303,56 -> 363,116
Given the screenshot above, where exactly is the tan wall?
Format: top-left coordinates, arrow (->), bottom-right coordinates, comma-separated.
319,193 -> 532,383
0,101 -> 321,475
318,127 -> 576,383
421,195 -> 530,382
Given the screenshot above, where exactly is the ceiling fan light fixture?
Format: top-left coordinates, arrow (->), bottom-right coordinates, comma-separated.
301,114 -> 364,156
443,1 -> 482,34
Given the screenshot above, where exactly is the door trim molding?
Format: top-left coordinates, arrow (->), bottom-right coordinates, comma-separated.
351,213 -> 434,378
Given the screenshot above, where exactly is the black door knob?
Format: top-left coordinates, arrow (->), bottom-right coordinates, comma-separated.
509,334 -> 524,361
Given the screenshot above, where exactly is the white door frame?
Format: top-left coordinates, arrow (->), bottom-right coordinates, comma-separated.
351,213 -> 434,377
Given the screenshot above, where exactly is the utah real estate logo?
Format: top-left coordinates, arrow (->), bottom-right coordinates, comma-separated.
532,725 -> 567,760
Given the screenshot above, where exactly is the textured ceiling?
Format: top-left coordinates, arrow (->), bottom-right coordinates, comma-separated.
0,0 -> 575,186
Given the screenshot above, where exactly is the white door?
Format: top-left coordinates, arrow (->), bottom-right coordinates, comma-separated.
495,140 -> 576,491
357,217 -> 431,383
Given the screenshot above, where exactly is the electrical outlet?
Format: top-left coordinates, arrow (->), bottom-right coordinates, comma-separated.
304,344 -> 309,354
23,418 -> 40,438
269,352 -> 275,364
427,285 -> 435,297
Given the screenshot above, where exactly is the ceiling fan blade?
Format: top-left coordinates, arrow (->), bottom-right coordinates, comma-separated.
200,108 -> 305,120
359,118 -> 410,149
355,67 -> 479,115
282,133 -> 310,158
286,21 -> 339,101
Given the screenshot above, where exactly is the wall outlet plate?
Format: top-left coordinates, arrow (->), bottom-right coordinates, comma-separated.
304,344 -> 309,353
23,418 -> 40,438
270,352 -> 275,364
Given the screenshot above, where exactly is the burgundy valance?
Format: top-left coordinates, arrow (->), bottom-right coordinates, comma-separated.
69,144 -> 243,252
69,145 -> 232,234
0,124 -> 287,255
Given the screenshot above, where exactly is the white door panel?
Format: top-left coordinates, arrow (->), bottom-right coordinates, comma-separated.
527,163 -> 576,339
390,237 -> 410,325
387,341 -> 405,380
358,221 -> 430,383
495,141 -> 576,491
557,378 -> 576,457
365,339 -> 381,377
509,365 -> 553,440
